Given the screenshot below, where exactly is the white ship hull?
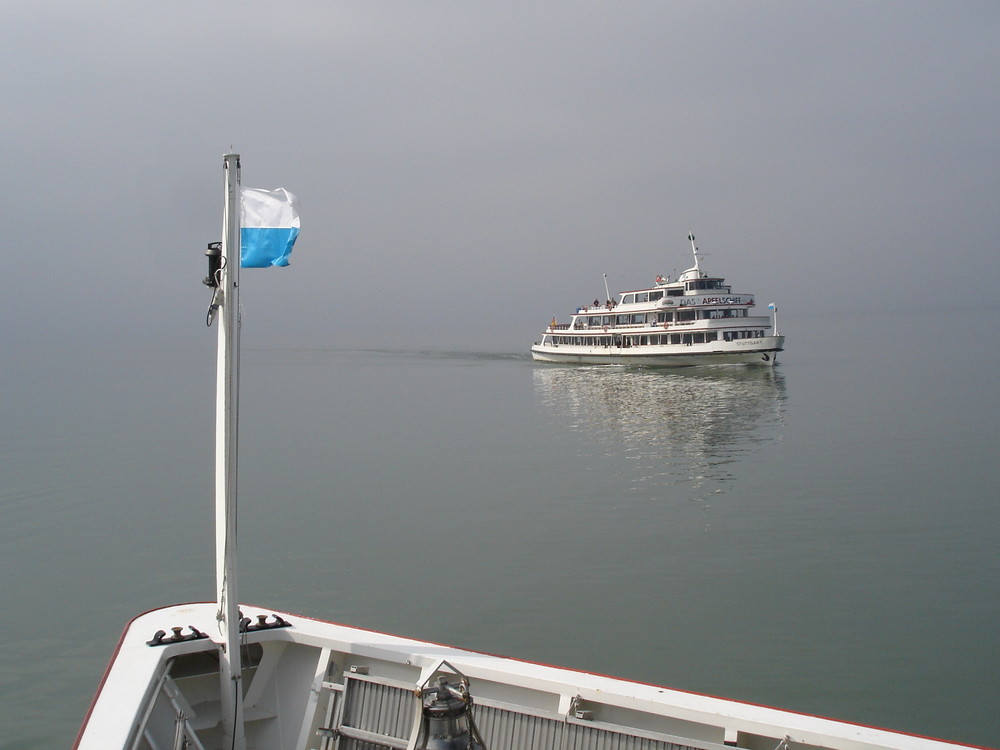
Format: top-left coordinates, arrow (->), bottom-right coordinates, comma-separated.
75,602 -> 976,750
531,335 -> 784,366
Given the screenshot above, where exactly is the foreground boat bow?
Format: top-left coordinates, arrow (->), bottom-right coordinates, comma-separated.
77,602 -> 981,750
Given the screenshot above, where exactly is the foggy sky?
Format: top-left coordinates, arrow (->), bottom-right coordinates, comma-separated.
3,1 -> 998,352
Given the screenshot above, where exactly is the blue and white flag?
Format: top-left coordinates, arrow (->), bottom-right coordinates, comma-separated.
240,187 -> 300,268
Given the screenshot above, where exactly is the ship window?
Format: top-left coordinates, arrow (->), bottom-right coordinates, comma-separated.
677,310 -> 696,321
693,333 -> 705,343
616,314 -> 630,325
621,294 -> 635,304
632,314 -> 645,325
706,332 -> 717,342
670,334 -> 681,344
602,315 -> 613,326
650,291 -> 663,301
636,292 -> 649,303
667,288 -> 682,296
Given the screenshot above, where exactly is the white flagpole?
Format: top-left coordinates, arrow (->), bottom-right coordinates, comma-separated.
216,153 -> 246,750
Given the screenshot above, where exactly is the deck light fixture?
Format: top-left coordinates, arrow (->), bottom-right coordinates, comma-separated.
415,674 -> 487,750
203,241 -> 223,288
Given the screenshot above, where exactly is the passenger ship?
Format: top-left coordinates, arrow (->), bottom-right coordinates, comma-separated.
531,234 -> 784,366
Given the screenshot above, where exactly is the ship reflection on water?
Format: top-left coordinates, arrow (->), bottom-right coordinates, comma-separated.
531,365 -> 787,498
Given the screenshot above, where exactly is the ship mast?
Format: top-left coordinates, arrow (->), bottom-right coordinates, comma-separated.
215,152 -> 246,750
687,231 -> 701,273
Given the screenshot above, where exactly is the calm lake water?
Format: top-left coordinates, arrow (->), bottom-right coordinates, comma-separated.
2,308 -> 998,748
